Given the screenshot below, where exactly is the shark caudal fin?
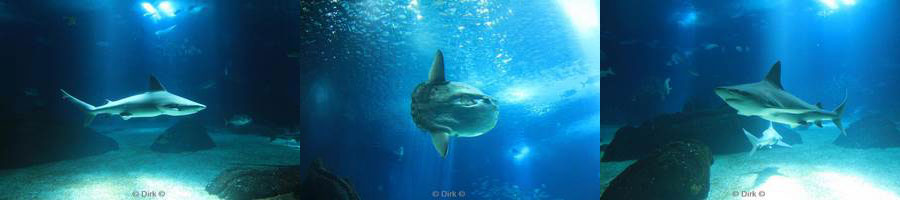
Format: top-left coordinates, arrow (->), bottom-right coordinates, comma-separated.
60,89 -> 97,127
743,128 -> 760,156
833,90 -> 848,136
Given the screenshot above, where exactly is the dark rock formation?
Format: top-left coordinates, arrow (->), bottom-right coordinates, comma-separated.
834,114 -> 900,148
0,115 -> 119,169
205,159 -> 360,200
150,119 -> 215,153
297,159 -> 361,200
602,105 -> 802,162
601,140 -> 712,200
206,166 -> 304,200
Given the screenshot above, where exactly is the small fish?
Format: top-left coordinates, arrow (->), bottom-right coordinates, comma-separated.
735,46 -> 744,52
600,67 -> 615,78
225,114 -> 252,127
95,41 -> 110,47
23,88 -> 39,96
286,51 -> 300,58
393,146 -> 404,161
201,80 -> 217,89
63,16 -> 76,26
154,25 -> 178,36
664,78 -> 672,95
688,70 -> 700,77
704,43 -> 719,50
270,130 -> 301,150
560,89 -> 577,98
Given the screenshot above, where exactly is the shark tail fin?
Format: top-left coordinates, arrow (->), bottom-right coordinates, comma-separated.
833,90 -> 848,136
743,128 -> 759,156
60,89 -> 98,127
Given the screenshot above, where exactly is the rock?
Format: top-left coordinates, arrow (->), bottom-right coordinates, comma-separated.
834,114 -> 900,148
601,140 -> 712,200
297,159 -> 361,200
0,115 -> 119,169
206,166 -> 304,200
602,105 -> 801,162
150,119 -> 215,153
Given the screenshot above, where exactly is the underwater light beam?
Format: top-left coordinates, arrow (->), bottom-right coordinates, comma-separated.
141,2 -> 157,14
557,0 -> 599,33
820,0 -> 840,9
158,1 -> 176,17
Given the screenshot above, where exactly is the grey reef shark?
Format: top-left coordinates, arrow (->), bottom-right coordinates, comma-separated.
715,61 -> 847,135
61,75 -> 206,126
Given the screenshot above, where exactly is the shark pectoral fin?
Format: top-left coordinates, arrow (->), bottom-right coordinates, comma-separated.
789,124 -> 800,128
430,132 -> 450,158
776,141 -> 792,148
120,112 -> 132,120
815,120 -> 823,128
84,113 -> 96,127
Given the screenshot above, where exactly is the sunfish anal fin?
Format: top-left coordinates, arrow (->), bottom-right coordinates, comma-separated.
430,132 -> 450,158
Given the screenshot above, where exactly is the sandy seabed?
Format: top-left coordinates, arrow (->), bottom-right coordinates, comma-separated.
0,126 -> 301,200
599,126 -> 900,200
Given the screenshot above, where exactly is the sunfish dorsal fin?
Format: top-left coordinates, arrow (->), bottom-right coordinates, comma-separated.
149,75 -> 167,92
764,61 -> 784,90
428,50 -> 446,83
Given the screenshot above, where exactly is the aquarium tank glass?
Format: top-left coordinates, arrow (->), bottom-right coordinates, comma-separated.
0,0 -> 601,199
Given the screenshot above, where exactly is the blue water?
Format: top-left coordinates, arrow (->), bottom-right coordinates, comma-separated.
1,0 -> 601,199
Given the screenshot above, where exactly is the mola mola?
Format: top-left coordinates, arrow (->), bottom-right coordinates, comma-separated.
411,50 -> 499,158
714,61 -> 847,135
61,75 -> 206,126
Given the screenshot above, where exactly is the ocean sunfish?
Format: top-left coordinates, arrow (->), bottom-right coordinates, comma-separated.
411,50 -> 499,158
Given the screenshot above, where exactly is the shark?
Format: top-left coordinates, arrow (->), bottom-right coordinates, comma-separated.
714,61 -> 847,135
744,121 -> 792,156
61,76 -> 206,126
410,50 -> 500,158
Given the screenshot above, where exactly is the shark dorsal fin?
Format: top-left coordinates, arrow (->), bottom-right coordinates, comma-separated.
428,50 -> 446,84
149,75 -> 167,92
816,102 -> 823,109
764,61 -> 784,90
